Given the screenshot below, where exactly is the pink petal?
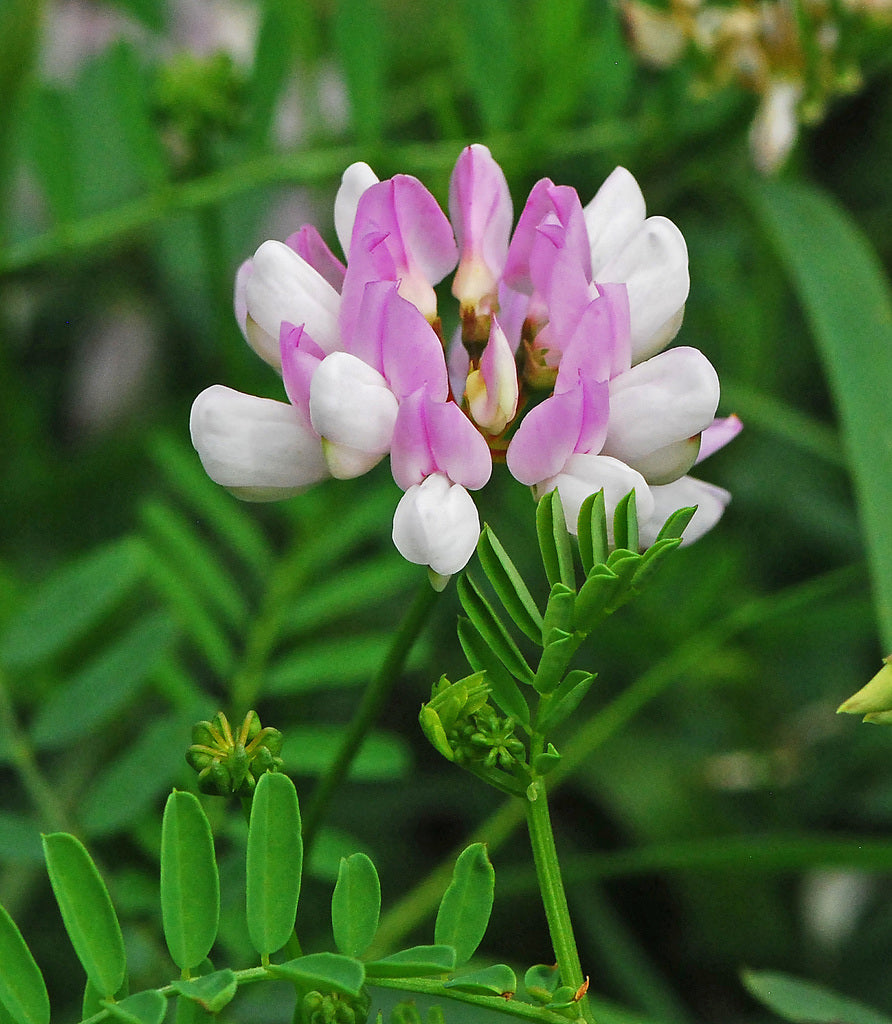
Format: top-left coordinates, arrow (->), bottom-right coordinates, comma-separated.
697,414 -> 743,462
348,282 -> 449,400
391,388 -> 491,491
279,322 -> 325,429
285,225 -> 346,293
449,144 -> 513,310
503,179 -> 592,294
506,377 -> 608,486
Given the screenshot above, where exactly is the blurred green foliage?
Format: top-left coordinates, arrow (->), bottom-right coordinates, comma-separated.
1,0 -> 892,1021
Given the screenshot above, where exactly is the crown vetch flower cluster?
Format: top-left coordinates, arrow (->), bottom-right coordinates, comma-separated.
191,145 -> 739,584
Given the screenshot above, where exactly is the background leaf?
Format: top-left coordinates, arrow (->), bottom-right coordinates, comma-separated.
753,179 -> 892,649
742,969 -> 892,1024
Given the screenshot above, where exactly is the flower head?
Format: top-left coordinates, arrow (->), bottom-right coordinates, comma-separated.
191,145 -> 737,581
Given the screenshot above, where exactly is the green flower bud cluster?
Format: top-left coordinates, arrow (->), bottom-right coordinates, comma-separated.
420,673 -> 527,780
300,989 -> 371,1024
186,710 -> 283,796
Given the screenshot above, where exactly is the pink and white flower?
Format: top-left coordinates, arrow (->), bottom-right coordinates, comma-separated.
191,145 -> 737,581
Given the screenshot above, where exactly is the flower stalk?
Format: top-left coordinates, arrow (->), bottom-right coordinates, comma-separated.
524,768 -> 595,1024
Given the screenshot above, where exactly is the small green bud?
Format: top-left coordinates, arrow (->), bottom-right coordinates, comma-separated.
186,710 -> 284,796
837,656 -> 892,719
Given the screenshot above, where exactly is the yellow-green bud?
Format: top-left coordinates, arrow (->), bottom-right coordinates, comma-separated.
837,656 -> 892,719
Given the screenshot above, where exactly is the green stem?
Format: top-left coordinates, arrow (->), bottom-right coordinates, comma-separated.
371,563 -> 861,954
301,579 -> 440,856
525,775 -> 595,1024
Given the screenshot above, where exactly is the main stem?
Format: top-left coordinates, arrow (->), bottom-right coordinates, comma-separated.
301,579 -> 440,856
525,774 -> 596,1024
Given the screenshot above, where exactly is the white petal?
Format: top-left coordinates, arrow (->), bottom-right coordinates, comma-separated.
234,259 -> 253,342
603,347 -> 719,464
534,454 -> 654,541
190,385 -> 328,500
638,476 -> 731,548
246,240 -> 341,358
334,161 -> 380,257
583,167 -> 647,277
597,215 -> 690,362
392,474 -> 480,575
309,352 -> 398,476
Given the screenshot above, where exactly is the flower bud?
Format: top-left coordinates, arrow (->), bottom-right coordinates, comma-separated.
837,656 -> 892,719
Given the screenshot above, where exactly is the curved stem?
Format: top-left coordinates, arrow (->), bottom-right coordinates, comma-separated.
301,579 -> 440,857
525,775 -> 595,1024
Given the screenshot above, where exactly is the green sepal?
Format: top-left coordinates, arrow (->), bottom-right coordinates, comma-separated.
434,844 -> 495,965
0,904 -> 50,1024
171,971 -> 238,1014
532,744 -> 562,775
444,964 -> 517,997
267,953 -> 365,998
102,990 -> 167,1024
457,575 -> 535,685
573,566 -> 621,633
477,526 -> 544,644
523,963 -> 561,1004
364,945 -> 457,979
533,632 -> 581,695
456,620 -> 531,727
542,584 -> 576,644
536,490 -> 575,590
576,490 -> 608,575
246,772 -> 302,959
654,505 -> 697,542
612,491 -> 639,553
536,671 -> 597,734
42,832 -> 127,999
331,853 -> 381,959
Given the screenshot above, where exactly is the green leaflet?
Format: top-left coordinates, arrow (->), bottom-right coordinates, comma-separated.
444,963 -> 517,997
364,945 -> 457,979
160,791 -> 220,971
42,833 -> 126,998
742,969 -> 892,1024
754,179 -> 892,649
535,490 -> 575,591
267,953 -> 365,998
246,772 -> 302,958
456,618 -> 531,727
171,970 -> 238,1014
331,854 -> 381,959
577,490 -> 609,575
612,491 -> 639,554
476,526 -> 544,644
102,990 -> 167,1024
0,905 -> 49,1024
434,844 -> 495,966
457,575 -> 534,686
